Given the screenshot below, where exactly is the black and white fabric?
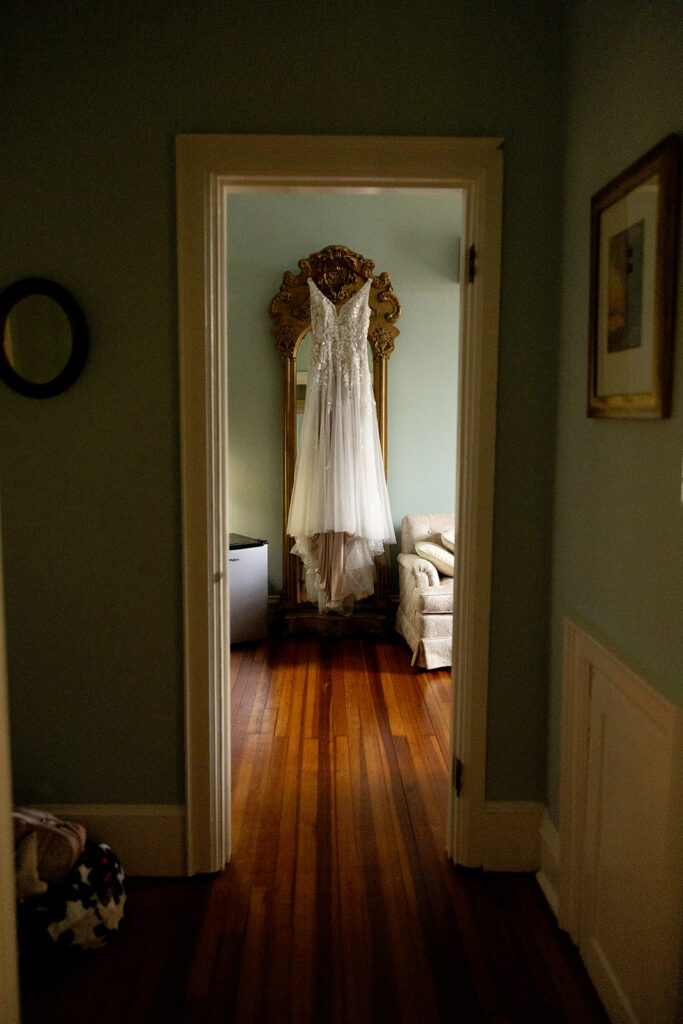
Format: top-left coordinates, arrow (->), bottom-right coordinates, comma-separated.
17,840 -> 126,958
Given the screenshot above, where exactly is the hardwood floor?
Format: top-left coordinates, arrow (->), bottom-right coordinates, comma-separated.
20,633 -> 608,1023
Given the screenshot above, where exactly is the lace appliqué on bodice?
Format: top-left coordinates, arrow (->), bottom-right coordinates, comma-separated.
307,278 -> 375,417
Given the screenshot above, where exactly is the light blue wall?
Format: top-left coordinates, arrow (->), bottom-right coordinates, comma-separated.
227,193 -> 462,593
547,0 -> 683,822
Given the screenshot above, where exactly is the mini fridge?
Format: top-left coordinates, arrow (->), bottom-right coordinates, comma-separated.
229,534 -> 268,643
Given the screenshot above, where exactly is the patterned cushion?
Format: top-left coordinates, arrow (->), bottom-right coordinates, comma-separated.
414,540 -> 455,576
441,529 -> 455,552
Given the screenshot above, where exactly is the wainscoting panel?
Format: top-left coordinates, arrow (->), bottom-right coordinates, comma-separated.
40,804 -> 186,877
559,620 -> 682,1024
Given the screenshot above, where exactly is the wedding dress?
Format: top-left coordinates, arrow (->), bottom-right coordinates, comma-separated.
287,277 -> 396,612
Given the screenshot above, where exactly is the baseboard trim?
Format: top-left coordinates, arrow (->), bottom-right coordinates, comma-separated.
39,804 -> 186,877
480,800 -> 543,871
536,808 -> 559,918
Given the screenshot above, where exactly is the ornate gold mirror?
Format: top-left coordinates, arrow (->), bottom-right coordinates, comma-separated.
269,245 -> 401,628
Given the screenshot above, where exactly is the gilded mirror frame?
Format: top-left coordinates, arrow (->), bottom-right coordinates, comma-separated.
269,245 -> 401,613
0,277 -> 89,398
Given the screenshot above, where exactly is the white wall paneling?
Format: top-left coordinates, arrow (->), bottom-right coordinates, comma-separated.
559,620 -> 682,1024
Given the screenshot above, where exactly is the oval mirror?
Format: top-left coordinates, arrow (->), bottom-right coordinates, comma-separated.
0,278 -> 89,398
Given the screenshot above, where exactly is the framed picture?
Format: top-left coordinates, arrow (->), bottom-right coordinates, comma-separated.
588,134 -> 681,418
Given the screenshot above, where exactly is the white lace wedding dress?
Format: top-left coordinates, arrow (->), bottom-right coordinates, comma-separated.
287,278 -> 396,612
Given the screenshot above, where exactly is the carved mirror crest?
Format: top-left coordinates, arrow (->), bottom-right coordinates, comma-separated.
269,245 -> 401,615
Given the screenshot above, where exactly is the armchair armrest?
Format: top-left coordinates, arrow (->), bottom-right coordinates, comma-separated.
397,551 -> 441,588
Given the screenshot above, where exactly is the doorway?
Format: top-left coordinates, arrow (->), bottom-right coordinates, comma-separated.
227,191 -> 462,611
175,135 -> 503,874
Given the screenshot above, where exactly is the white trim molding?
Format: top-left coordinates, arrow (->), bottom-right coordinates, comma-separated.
40,804 -> 186,877
175,134 -> 504,875
479,801 -> 543,872
448,140 -> 503,867
0,507 -> 20,1023
536,808 -> 559,918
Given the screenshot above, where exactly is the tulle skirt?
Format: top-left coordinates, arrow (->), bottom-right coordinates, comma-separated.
287,367 -> 395,612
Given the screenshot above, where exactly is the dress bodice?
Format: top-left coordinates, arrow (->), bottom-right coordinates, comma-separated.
307,278 -> 373,398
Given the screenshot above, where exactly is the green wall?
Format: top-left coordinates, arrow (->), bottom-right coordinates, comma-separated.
547,1 -> 683,822
227,193 -> 462,593
0,0 -> 563,806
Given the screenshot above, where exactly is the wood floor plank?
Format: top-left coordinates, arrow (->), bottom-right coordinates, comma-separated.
329,639 -> 349,738
232,644 -> 268,737
272,638 -> 298,738
230,643 -> 261,722
378,639 -> 431,740
261,659 -> 308,1020
232,885 -> 268,1023
332,735 -> 373,1024
230,731 -> 261,851
375,652 -> 408,737
359,722 -> 440,1022
420,672 -> 452,749
290,735 -> 319,1023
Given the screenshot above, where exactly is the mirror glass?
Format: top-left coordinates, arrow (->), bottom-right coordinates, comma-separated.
0,278 -> 88,398
296,331 -> 311,448
4,294 -> 73,384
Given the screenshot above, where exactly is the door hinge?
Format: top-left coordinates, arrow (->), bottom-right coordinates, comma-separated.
453,757 -> 463,797
467,244 -> 476,283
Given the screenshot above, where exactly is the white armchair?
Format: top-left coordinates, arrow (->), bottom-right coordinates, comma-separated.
395,513 -> 455,669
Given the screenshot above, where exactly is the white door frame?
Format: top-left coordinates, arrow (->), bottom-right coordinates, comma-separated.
175,134 -> 503,874
0,501 -> 20,1023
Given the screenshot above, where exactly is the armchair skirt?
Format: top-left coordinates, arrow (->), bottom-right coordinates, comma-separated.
395,513 -> 455,670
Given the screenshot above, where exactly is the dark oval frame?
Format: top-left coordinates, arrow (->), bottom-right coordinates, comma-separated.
0,277 -> 89,398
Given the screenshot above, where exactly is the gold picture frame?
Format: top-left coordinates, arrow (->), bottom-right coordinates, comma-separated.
588,134 -> 681,418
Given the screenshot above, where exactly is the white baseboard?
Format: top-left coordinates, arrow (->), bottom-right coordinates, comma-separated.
536,808 -> 559,918
39,804 -> 186,877
480,800 -> 543,871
